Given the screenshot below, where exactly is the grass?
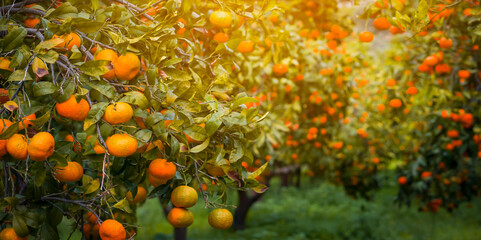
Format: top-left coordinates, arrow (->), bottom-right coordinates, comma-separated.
59,176 -> 481,239
134,177 -> 481,240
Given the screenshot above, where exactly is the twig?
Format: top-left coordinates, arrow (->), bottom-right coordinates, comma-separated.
41,196 -> 103,224
194,160 -> 209,205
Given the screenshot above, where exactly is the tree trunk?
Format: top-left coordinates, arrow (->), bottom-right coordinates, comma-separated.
280,173 -> 289,187
160,200 -> 187,240
295,166 -> 301,188
233,190 -> 263,230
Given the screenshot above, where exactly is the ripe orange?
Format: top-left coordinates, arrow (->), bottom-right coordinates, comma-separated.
398,176 -> 407,185
406,86 -> 418,95
0,119 -> 13,157
438,37 -> 453,48
28,132 -> 55,161
24,17 -> 40,27
237,40 -> 255,53
95,49 -> 118,80
86,136 -> 105,154
18,113 -> 36,130
0,88 -> 9,103
213,32 -> 229,43
105,133 -> 138,157
359,31 -> 374,42
113,53 -> 140,81
56,95 -> 90,121
148,158 -> 176,187
126,186 -> 147,204
86,211 -> 98,224
102,102 -> 133,125
424,56 -> 438,66
458,70 -> 470,79
99,219 -> 126,240
6,134 -> 28,160
167,207 -> 194,228
377,104 -> 385,112
209,11 -> 232,28
272,64 -> 288,76
0,227 -> 28,240
386,78 -> 396,87
53,32 -> 81,51
389,99 -> 402,108
373,17 -> 390,30
54,161 -> 83,182
171,186 -> 198,208
0,57 -> 13,72
208,208 -> 233,229
447,130 -> 459,138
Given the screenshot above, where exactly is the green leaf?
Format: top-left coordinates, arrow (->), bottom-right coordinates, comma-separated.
33,82 -> 58,97
0,122 -> 19,140
44,2 -> 78,19
232,97 -> 259,109
84,179 -> 100,195
83,102 -> 108,130
34,38 -> 64,54
87,81 -> 116,99
1,28 -> 27,52
119,91 -> 150,109
38,50 -> 59,64
190,137 -> 210,153
162,68 -> 192,81
248,162 -> 268,179
113,199 -> 132,213
7,70 -> 33,82
78,60 -> 110,77
13,214 -> 29,237
50,152 -> 68,167
183,125 -> 207,142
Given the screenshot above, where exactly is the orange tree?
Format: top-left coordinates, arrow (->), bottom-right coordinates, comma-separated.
0,0 -> 269,239
354,0 -> 481,212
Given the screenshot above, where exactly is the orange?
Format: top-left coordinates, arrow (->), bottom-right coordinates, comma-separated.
148,158 -> 176,187
208,208 -> 233,229
56,95 -> 90,121
406,86 -> 418,95
167,207 -> 194,228
126,186 -> 147,204
359,31 -> 374,42
86,211 -> 98,224
0,119 -> 13,157
0,227 -> 28,240
272,64 -> 288,76
65,134 -> 81,153
373,17 -> 390,30
170,186 -> 198,208
424,56 -> 438,66
209,11 -> 232,28
386,78 -> 396,87
54,161 -> 83,182
237,40 -> 255,53
458,70 -> 470,79
18,113 -> 36,130
102,102 -> 133,125
28,132 -> 54,161
113,53 -> 140,81
24,17 -> 40,28
213,32 -> 229,43
105,133 -> 138,157
95,49 -> 118,80
0,88 -> 9,103
86,136 -> 105,154
389,99 -> 402,108
6,134 -> 28,160
438,37 -> 453,49
99,219 -> 126,240
53,32 -> 81,51
447,130 -> 459,138
398,176 -> 407,185
377,104 -> 385,112
0,57 -> 13,71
